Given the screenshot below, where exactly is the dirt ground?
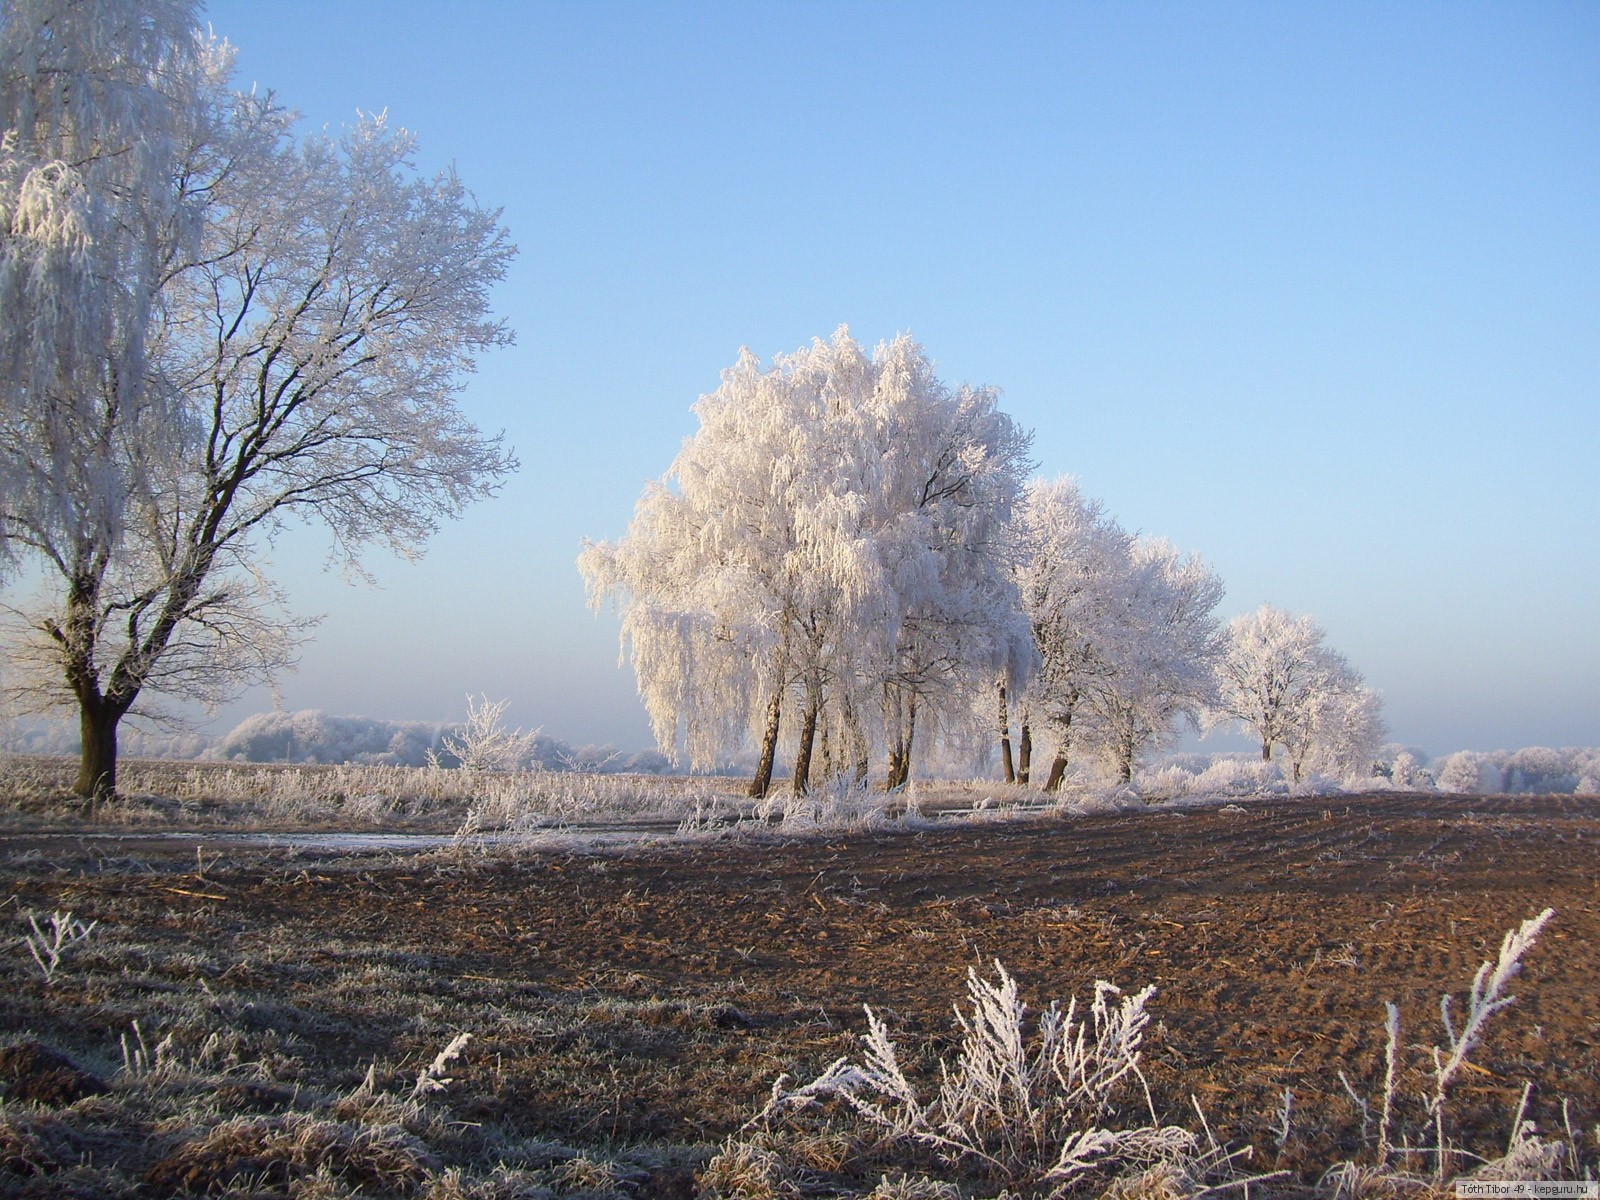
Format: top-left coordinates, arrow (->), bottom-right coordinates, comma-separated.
1,791 -> 1596,1195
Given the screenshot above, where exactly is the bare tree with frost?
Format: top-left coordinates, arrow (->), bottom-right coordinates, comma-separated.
1010,478 -> 1133,791
1080,538 -> 1224,784
581,328 -> 1030,796
0,3 -> 516,798
1210,604 -> 1385,782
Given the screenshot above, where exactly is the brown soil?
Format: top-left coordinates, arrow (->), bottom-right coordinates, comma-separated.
2,791 -> 1596,1193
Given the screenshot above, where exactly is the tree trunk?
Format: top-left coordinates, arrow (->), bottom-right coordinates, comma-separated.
749,686 -> 783,799
1262,739 -> 1273,762
841,694 -> 869,786
998,683 -> 1015,784
76,699 -> 123,802
792,686 -> 820,796
1044,753 -> 1069,793
1017,721 -> 1032,784
1117,733 -> 1135,784
1043,708 -> 1073,793
885,695 -> 918,792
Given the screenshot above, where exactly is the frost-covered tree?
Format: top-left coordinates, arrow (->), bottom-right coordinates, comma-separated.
580,337 -> 845,798
1210,605 -> 1329,762
843,335 -> 1033,791
1009,478 -> 1132,791
0,0 -> 212,569
430,695 -> 539,773
1209,605 -> 1384,782
581,328 -> 1030,796
1080,538 -> 1224,784
0,5 -> 516,799
1279,663 -> 1384,783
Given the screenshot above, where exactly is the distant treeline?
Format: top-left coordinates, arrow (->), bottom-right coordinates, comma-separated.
2,711 -> 1595,795
2,709 -> 675,775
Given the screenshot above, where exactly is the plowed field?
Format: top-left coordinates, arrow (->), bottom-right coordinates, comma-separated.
2,791 -> 1596,1193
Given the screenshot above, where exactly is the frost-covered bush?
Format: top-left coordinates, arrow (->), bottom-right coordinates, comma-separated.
1370,745 -> 1435,791
753,773 -> 917,833
1,716 -> 214,760
1434,751 -> 1503,795
1502,747 -> 1579,794
429,696 -> 541,773
1138,755 -> 1290,801
757,963 -> 1196,1198
205,708 -> 675,774
212,710 -> 451,767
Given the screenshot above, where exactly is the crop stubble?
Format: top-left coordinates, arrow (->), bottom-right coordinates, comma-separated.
1,791 -> 1595,1189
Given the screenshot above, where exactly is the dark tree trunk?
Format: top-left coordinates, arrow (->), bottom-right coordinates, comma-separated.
749,687 -> 783,799
1017,721 -> 1032,784
885,695 -> 918,791
885,748 -> 908,792
1262,740 -> 1273,762
1044,753 -> 1069,793
998,683 -> 1015,784
76,700 -> 123,802
1043,709 -> 1072,793
791,687 -> 820,796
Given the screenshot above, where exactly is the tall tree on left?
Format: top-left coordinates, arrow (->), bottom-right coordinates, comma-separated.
0,1 -> 517,799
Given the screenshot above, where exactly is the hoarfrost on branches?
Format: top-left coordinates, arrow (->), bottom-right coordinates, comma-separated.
0,3 -> 516,798
1007,478 -> 1132,790
1007,479 -> 1223,788
0,0 -> 215,567
1078,537 -> 1225,784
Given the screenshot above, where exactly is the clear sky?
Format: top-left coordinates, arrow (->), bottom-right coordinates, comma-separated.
193,0 -> 1598,759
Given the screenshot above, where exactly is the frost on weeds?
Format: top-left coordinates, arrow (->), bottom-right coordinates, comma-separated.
411,1031 -> 473,1101
1326,907 -> 1581,1196
753,962 -> 1204,1198
20,908 -> 96,983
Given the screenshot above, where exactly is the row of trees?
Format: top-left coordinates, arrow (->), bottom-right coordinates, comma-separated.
584,331 -> 1384,796
0,0 -> 516,797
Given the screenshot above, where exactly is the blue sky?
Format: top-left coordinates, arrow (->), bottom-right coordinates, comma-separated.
195,0 -> 1598,758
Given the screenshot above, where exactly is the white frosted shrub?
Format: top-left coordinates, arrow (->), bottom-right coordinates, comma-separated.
1374,748 -> 1434,791
1131,764 -> 1193,800
1434,752 -> 1501,795
755,775 -> 904,833
759,962 -> 1194,1197
1129,755 -> 1289,802
1188,757 -> 1290,798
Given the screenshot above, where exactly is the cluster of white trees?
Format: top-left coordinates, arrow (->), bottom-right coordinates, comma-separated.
581,329 -> 1033,797
1005,479 -> 1225,788
0,0 -> 515,797
585,332 -> 1385,795
1432,746 -> 1600,796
